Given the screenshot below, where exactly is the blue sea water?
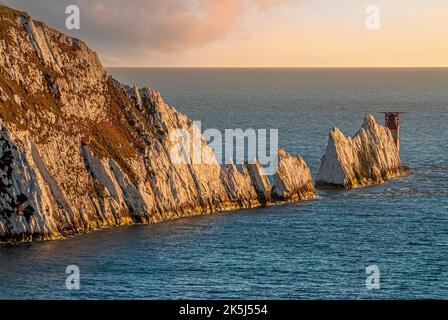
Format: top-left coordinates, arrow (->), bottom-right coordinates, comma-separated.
0,68 -> 447,299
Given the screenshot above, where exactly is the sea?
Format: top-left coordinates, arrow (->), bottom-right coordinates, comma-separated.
0,68 -> 447,299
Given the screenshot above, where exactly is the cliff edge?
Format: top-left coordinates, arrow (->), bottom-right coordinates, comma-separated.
0,5 -> 317,242
316,115 -> 410,189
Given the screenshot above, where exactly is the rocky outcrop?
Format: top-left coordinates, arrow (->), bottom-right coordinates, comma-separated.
0,5 -> 317,242
272,148 -> 316,201
316,115 -> 410,189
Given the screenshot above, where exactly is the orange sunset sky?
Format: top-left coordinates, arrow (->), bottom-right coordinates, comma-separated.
4,0 -> 448,67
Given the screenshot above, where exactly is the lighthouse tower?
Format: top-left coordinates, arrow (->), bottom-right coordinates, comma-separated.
383,112 -> 401,153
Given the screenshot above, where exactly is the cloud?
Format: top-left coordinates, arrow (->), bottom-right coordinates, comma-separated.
3,0 -> 301,56
79,0 -> 244,53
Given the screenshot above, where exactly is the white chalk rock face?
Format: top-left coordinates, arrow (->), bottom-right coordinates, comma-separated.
0,5 -> 316,242
272,148 -> 316,201
316,115 -> 410,189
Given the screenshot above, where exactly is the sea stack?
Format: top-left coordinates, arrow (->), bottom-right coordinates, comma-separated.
316,114 -> 410,189
272,148 -> 316,201
0,5 -> 316,242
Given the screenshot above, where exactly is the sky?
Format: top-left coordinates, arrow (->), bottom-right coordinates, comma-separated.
2,0 -> 447,67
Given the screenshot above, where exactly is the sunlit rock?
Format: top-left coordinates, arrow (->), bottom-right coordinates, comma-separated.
316,115 -> 410,189
0,5 -> 316,242
272,148 -> 316,201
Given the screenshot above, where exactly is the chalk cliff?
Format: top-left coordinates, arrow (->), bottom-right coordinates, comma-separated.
0,5 -> 317,242
316,115 -> 410,189
272,148 -> 316,201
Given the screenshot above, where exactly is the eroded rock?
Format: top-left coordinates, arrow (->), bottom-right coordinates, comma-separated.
316,115 -> 410,189
0,5 -> 317,242
272,148 -> 316,201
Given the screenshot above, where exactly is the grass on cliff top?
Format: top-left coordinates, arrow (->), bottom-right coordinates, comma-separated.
0,7 -> 19,44
81,78 -> 149,186
1,67 -> 141,187
0,3 -> 82,61
0,3 -> 155,194
0,5 -> 28,18
0,68 -> 66,139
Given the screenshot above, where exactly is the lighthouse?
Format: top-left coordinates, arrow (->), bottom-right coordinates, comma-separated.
383,112 -> 401,153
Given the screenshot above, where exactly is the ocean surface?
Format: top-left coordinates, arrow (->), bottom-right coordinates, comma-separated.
1,68 -> 447,299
